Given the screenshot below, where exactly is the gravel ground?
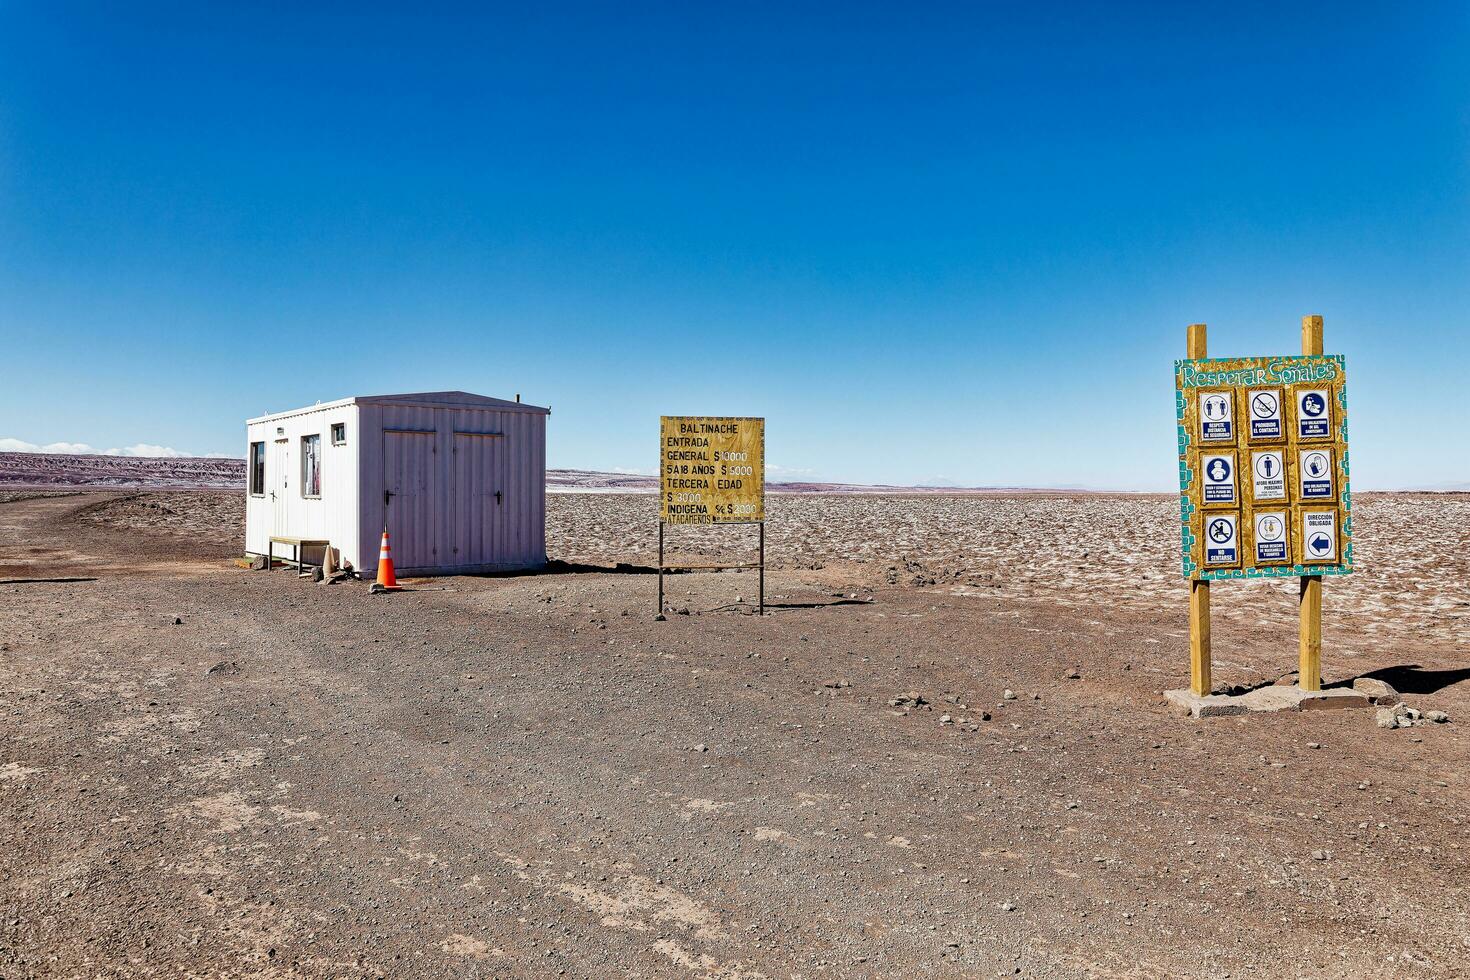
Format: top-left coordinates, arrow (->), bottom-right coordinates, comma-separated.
1,491 -> 1467,978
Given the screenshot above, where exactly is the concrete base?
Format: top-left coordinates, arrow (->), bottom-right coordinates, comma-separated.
1165,686 -> 1370,719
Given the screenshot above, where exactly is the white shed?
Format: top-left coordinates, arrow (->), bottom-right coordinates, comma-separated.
244,391 -> 548,576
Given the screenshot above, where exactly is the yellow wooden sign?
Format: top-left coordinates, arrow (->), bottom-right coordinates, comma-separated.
659,416 -> 764,524
1175,353 -> 1351,580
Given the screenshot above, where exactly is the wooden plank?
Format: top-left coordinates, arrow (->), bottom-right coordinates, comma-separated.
1299,314 -> 1325,690
1186,322 -> 1211,696
1190,580 -> 1212,695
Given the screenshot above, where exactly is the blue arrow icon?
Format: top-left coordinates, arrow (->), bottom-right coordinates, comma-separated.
1309,533 -> 1331,555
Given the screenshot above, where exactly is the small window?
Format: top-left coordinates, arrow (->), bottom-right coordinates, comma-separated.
249,442 -> 266,495
331,422 -> 346,445
300,434 -> 321,497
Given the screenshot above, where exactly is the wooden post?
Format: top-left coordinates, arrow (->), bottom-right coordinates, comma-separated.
1299,315 -> 1325,690
1187,322 -> 1211,696
657,521 -> 665,615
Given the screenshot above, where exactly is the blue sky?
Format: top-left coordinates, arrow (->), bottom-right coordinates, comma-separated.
1,3 -> 1466,489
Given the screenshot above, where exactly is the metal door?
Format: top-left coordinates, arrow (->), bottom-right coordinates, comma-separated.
271,439 -> 289,535
383,430 -> 438,569
452,433 -> 501,566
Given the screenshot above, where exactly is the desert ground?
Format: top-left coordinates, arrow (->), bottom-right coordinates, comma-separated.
2,489 -> 1468,978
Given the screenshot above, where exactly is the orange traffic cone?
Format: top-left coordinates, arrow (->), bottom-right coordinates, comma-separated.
372,527 -> 402,593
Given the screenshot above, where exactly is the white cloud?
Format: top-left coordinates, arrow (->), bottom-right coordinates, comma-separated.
0,438 -> 100,454
107,443 -> 190,458
0,437 -> 231,459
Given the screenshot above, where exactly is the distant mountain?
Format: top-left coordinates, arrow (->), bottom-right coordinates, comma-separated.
0,451 -> 245,489
2,450 -> 1083,494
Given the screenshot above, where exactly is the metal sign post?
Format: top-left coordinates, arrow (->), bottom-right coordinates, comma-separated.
657,416 -> 767,616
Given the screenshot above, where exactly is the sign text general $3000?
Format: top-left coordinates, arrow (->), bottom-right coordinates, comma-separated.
660,417 -> 765,524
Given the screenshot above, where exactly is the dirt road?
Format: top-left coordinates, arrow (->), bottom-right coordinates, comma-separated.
2,492 -> 1468,977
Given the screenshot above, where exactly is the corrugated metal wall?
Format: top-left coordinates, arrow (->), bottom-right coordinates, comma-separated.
357,402 -> 546,575
244,403 -> 362,567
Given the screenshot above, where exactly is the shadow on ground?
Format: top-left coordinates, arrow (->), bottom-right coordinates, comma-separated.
1357,664 -> 1470,696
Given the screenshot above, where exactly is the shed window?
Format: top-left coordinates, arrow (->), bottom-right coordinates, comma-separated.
331,422 -> 346,445
300,434 -> 321,497
249,442 -> 265,495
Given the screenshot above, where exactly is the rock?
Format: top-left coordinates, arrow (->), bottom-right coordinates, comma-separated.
889,692 -> 927,707
206,661 -> 241,677
172,617 -> 183,625
310,565 -> 324,583
1002,689 -> 1016,701
1307,742 -> 1322,750
1425,710 -> 1450,724
1312,849 -> 1330,861
1300,690 -> 1369,710
248,555 -> 268,571
1064,668 -> 1081,680
653,613 -> 666,622
1375,708 -> 1399,730
939,714 -> 953,724
691,743 -> 708,753
823,679 -> 851,689
999,901 -> 1016,912
1352,677 -> 1401,705
980,711 -> 992,721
